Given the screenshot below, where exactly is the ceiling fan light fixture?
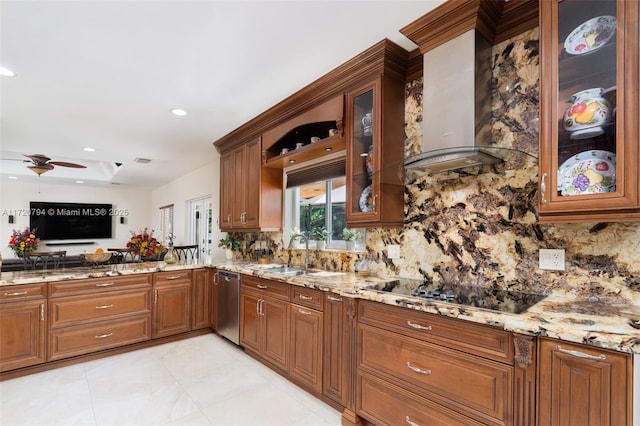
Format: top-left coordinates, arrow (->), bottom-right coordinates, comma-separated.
28,165 -> 53,175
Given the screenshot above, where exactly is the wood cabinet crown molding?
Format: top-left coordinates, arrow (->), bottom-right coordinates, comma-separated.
400,0 -> 538,53
213,39 -> 409,154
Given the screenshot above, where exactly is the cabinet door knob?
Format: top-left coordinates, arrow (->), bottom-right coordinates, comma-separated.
3,291 -> 28,296
406,320 -> 432,331
406,361 -> 431,375
95,333 -> 113,339
405,416 -> 419,426
555,345 -> 606,361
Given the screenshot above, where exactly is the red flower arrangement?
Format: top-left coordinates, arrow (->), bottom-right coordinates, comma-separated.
8,228 -> 40,256
126,228 -> 163,257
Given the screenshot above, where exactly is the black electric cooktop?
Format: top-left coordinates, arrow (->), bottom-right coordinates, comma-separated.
375,279 -> 547,314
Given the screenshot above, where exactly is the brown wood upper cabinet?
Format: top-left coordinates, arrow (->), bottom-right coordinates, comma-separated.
538,0 -> 640,223
345,47 -> 406,228
219,137 -> 282,232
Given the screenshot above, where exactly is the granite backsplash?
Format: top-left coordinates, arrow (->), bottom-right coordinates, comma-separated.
239,28 -> 639,308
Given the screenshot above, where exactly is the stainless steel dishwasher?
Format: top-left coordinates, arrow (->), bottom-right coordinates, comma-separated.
216,270 -> 240,345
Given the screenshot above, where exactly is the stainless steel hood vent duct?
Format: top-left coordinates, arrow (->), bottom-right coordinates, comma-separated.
404,28 -> 535,174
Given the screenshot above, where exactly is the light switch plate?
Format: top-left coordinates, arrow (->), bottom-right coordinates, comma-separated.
539,249 -> 565,271
387,245 -> 400,259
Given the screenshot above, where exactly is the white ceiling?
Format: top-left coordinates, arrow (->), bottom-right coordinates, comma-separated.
1,0 -> 444,188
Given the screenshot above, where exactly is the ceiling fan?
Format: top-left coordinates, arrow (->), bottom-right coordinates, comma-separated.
3,154 -> 87,175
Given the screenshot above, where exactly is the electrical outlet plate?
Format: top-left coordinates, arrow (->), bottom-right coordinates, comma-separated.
539,249 -> 565,271
387,244 -> 400,259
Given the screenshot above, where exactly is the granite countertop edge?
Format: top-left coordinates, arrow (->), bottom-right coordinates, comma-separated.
1,260 -> 638,355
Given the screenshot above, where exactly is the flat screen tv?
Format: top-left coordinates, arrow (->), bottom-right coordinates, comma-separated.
29,201 -> 113,240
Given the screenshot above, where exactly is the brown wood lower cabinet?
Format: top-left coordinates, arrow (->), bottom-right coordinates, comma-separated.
240,275 -> 290,372
323,292 -> 351,407
537,338 -> 632,426
357,300 -> 516,426
191,269 -> 211,330
0,284 -> 47,372
289,287 -> 323,393
46,275 -> 152,361
152,270 -> 192,338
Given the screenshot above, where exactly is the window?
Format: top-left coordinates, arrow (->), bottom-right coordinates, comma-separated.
284,157 -> 364,249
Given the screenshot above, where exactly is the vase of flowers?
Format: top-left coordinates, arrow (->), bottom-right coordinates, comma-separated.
8,228 -> 39,257
126,228 -> 163,260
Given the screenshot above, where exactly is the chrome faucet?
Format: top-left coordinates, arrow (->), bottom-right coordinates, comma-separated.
288,233 -> 309,269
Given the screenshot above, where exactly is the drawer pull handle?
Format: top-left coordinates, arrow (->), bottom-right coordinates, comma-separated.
96,282 -> 114,287
298,308 -> 312,315
327,295 -> 342,302
95,333 -> 113,339
407,320 -> 432,331
95,304 -> 114,310
298,294 -> 313,300
257,284 -> 268,289
540,173 -> 548,204
165,275 -> 181,280
406,362 -> 431,375
555,345 -> 606,361
405,416 -> 419,426
4,291 -> 28,296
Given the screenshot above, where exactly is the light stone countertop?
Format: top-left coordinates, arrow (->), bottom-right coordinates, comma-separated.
1,260 -> 638,355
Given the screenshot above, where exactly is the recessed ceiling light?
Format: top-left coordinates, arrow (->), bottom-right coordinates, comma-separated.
0,66 -> 16,77
8,176 -> 18,180
75,180 -> 84,184
170,108 -> 187,116
83,147 -> 95,152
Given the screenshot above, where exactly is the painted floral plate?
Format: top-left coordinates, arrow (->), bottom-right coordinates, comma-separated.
564,15 -> 616,55
359,185 -> 373,212
557,150 -> 616,196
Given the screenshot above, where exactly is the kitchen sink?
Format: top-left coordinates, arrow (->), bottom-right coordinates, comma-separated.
265,266 -> 308,276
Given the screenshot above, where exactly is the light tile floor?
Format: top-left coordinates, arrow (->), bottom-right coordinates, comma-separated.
0,334 -> 342,426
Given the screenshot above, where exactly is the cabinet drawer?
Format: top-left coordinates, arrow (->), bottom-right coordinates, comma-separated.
291,286 -> 323,311
154,270 -> 192,284
48,315 -> 151,361
358,372 -> 484,426
359,324 -> 512,426
358,300 -> 512,363
49,289 -> 152,328
242,275 -> 289,301
0,283 -> 46,303
49,275 -> 151,298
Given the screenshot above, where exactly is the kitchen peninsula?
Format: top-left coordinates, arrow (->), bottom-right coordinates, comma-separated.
1,261 -> 637,425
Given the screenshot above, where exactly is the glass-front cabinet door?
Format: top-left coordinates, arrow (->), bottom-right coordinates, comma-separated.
346,83 -> 377,224
538,0 -> 640,223
345,74 -> 405,228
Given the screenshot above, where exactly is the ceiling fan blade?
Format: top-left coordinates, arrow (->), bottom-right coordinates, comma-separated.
49,161 -> 87,169
0,158 -> 27,162
24,154 -> 51,165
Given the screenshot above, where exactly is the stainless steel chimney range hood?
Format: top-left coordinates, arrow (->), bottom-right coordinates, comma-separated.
400,0 -> 539,175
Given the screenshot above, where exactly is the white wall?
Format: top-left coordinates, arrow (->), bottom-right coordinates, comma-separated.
150,154 -> 223,253
0,180 -> 151,257
1,152 -> 221,259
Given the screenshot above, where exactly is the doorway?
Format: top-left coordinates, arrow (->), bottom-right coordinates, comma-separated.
187,197 -> 213,262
